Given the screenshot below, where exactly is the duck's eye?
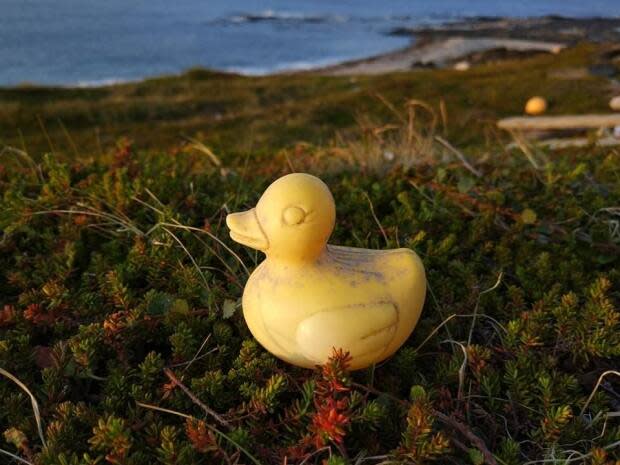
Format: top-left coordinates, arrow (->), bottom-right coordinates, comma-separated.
282,206 -> 306,226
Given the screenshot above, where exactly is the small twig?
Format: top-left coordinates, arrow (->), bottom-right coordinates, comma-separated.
163,368 -> 230,428
431,409 -> 498,465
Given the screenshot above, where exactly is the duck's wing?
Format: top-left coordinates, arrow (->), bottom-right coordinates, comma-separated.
295,301 -> 398,368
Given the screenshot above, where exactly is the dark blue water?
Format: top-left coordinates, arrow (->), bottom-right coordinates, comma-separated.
1,0 -> 619,86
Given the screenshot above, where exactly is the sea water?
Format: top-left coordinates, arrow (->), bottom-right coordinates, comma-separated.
1,0 -> 619,86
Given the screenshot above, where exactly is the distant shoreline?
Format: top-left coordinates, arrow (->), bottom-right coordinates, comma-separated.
6,15 -> 620,89
311,15 -> 620,76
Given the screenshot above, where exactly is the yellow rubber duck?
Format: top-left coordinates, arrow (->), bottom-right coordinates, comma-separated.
226,173 -> 426,370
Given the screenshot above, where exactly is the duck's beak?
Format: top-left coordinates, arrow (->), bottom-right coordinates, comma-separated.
226,208 -> 269,251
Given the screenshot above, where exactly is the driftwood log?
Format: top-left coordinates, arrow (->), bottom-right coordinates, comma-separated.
498,114 -> 620,131
506,135 -> 620,150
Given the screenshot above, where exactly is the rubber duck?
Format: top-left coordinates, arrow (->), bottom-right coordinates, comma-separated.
226,173 -> 426,370
525,96 -> 547,116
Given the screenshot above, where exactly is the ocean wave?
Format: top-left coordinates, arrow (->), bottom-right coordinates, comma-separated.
224,56 -> 353,76
72,77 -> 135,88
213,10 -> 459,28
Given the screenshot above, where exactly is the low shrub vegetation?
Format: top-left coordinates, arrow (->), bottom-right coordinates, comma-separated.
0,46 -> 619,464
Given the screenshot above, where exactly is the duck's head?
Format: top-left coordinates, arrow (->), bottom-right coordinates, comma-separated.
226,173 -> 335,261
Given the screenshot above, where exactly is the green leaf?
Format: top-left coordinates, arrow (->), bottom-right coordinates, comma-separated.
521,208 -> 537,224
409,385 -> 427,401
457,176 -> 476,193
146,292 -> 174,316
223,299 -> 237,319
468,448 -> 485,465
171,299 -> 189,315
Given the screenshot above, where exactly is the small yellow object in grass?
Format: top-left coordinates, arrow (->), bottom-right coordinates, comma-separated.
226,173 -> 426,370
521,208 -> 538,224
525,96 -> 547,116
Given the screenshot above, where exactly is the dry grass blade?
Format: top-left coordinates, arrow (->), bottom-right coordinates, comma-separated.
0,367 -> 47,448
373,93 -> 406,124
31,209 -> 144,236
181,334 -> 212,372
414,312 -> 507,355
521,440 -> 620,464
161,226 -> 211,291
0,448 -> 32,465
163,368 -> 230,428
185,136 -> 222,167
160,222 -> 250,277
467,272 -> 503,347
431,409 -> 498,465
435,135 -> 482,177
508,130 -> 543,170
57,118 -> 80,158
441,339 -> 467,402
580,370 -> 620,416
298,446 -> 332,465
36,115 -> 56,154
328,97 -> 445,176
136,401 -> 263,465
135,189 -> 250,276
363,191 -> 389,246
0,146 -> 43,182
413,314 -> 459,353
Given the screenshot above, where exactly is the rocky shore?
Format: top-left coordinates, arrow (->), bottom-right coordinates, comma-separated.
315,16 -> 620,76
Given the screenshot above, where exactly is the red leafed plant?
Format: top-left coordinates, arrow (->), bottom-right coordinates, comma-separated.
0,304 -> 15,327
185,418 -> 218,454
310,348 -> 353,448
23,303 -> 57,326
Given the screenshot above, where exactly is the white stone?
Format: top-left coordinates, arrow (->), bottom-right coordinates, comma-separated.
609,96 -> 620,111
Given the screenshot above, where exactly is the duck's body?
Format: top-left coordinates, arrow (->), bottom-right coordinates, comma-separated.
243,245 -> 425,369
227,173 -> 426,370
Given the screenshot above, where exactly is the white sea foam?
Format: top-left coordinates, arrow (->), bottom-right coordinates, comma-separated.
225,56 -> 359,76
220,10 -> 348,25
71,77 -> 136,88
